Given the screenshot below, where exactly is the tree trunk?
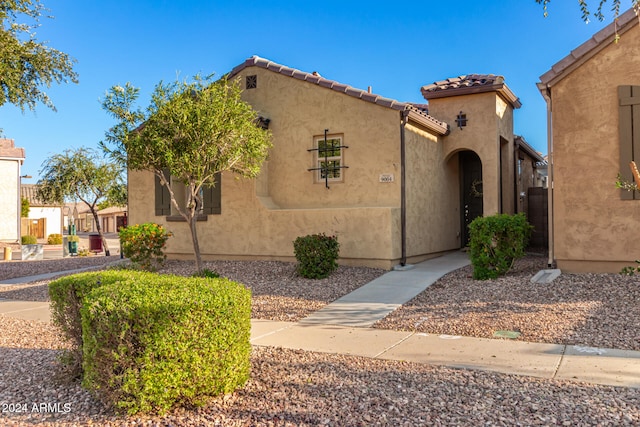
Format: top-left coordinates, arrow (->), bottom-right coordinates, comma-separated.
91,209 -> 111,256
158,172 -> 203,273
189,215 -> 203,273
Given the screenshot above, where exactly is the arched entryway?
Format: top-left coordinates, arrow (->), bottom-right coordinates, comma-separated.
460,150 -> 483,246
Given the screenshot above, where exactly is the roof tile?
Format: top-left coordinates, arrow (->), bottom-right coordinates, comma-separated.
228,55 -> 449,134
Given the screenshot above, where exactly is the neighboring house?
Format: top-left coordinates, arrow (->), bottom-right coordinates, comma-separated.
0,139 -> 25,243
538,8 -> 640,273
129,56 -> 544,269
97,206 -> 128,233
67,203 -> 127,233
21,184 -> 64,239
514,135 -> 546,216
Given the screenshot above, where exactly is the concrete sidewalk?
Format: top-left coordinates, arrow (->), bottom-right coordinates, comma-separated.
301,251 -> 471,327
251,320 -> 640,388
1,252 -> 638,389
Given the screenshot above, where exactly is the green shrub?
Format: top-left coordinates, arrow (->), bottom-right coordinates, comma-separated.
21,235 -> 37,245
80,272 -> 251,415
293,233 -> 340,279
468,213 -> 533,280
49,271 -> 141,377
119,223 -> 172,271
621,260 -> 640,276
77,248 -> 91,257
21,197 -> 29,217
47,233 -> 63,245
192,268 -> 220,279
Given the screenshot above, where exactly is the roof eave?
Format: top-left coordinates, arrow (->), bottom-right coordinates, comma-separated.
515,135 -> 544,162
406,108 -> 450,136
538,8 -> 639,88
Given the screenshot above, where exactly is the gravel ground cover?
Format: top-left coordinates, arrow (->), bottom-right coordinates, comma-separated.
1,255 -> 639,425
0,256 -> 120,282
375,255 -> 640,351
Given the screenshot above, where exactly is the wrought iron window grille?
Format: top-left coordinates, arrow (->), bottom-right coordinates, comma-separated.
456,111 -> 468,130
307,129 -> 348,189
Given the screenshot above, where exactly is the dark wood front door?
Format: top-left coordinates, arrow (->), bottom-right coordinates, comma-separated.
460,151 -> 483,246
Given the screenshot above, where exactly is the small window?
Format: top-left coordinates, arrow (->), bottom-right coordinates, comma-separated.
155,171 -> 221,217
246,75 -> 257,89
313,135 -> 346,183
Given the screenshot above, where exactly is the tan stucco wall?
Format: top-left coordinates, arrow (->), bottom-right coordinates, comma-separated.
549,23 -> 640,272
238,68 -> 401,209
426,92 -> 516,216
129,169 -> 401,269
0,159 -> 20,242
404,123 -> 460,260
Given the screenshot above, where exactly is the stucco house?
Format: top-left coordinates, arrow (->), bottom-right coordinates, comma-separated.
537,8 -> 640,273
0,138 -> 26,243
65,203 -> 126,233
21,184 -> 64,239
129,56 -> 545,269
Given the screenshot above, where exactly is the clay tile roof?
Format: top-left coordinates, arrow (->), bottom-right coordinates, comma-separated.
423,74 -> 502,92
0,138 -> 25,160
421,74 -> 521,109
228,56 -> 450,135
538,8 -> 639,87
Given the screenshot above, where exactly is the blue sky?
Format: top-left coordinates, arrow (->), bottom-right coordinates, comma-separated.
1,1 -> 623,181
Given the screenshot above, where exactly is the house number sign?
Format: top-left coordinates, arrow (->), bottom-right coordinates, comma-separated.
379,174 -> 394,183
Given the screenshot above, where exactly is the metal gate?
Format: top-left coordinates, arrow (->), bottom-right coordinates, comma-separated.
527,187 -> 548,249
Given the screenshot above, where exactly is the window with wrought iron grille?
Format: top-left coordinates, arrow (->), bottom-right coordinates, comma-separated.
312,134 -> 346,183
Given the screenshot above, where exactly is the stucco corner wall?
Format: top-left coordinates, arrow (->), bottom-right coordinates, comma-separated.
550,23 -> 640,272
428,92 -> 515,217
404,124 -> 460,258
0,160 -> 20,241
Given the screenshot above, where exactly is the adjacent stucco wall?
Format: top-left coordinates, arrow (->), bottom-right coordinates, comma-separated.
426,92 -> 516,217
404,123 -> 460,260
0,159 -> 20,241
549,23 -> 640,272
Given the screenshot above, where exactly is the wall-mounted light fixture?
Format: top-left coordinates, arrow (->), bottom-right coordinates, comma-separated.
456,111 -> 468,130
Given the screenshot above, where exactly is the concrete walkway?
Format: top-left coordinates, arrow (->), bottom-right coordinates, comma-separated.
300,251 -> 471,327
1,252 -> 639,389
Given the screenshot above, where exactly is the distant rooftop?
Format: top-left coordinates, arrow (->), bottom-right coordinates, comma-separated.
21,184 -> 60,207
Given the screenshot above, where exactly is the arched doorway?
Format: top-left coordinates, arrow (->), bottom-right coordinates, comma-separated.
460,150 -> 483,246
